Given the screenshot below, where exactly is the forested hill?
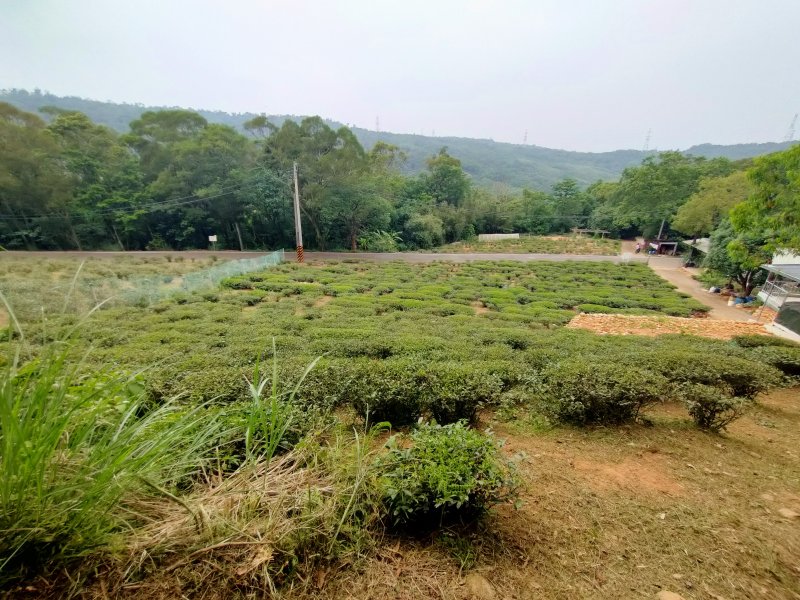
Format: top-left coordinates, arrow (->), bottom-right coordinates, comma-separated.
2,88 -> 795,191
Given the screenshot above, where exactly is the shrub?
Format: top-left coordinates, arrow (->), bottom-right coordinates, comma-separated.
745,346 -> 800,377
378,422 -> 517,527
541,360 -> 666,425
732,334 -> 799,348
347,359 -> 423,426
677,383 -> 754,432
639,351 -> 782,399
418,364 -> 503,424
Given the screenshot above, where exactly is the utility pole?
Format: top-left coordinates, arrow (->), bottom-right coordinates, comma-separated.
292,161 -> 304,263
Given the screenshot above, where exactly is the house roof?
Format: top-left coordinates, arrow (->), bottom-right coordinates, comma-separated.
682,238 -> 710,253
762,263 -> 800,282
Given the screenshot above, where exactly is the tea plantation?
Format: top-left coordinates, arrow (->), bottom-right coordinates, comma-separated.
61,259 -> 794,425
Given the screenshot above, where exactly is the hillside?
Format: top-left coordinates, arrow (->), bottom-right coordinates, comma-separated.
2,89 -> 796,191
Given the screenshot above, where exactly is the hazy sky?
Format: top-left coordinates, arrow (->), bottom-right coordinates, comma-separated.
2,0 -> 799,152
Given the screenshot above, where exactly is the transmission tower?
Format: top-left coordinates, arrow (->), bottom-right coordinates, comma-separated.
784,114 -> 797,142
642,129 -> 652,152
376,116 -> 380,132
523,129 -> 528,144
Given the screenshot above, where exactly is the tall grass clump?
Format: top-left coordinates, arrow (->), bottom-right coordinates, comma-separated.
0,302 -> 222,585
243,340 -> 322,464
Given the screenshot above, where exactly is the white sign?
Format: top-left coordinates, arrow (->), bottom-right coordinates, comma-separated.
208,235 -> 218,243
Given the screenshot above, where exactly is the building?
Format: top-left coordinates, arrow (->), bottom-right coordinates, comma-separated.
758,252 -> 800,310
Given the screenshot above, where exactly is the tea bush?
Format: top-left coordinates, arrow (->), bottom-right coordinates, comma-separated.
638,351 -> 782,399
541,360 -> 667,425
676,382 -> 754,432
378,422 -> 518,527
417,363 -> 504,424
744,346 -> 800,377
346,359 -> 424,426
731,334 -> 799,348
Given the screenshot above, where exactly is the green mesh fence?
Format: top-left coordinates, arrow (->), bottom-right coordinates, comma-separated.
0,251 -> 285,321
118,251 -> 285,306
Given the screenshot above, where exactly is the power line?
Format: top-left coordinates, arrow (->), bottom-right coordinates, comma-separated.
0,165 -> 272,222
0,177 -> 274,223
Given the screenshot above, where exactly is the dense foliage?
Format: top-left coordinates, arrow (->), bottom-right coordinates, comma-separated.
379,422 -> 518,526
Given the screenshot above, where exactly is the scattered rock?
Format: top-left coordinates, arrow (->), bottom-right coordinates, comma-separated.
465,573 -> 497,600
777,508 -> 799,519
656,591 -> 686,600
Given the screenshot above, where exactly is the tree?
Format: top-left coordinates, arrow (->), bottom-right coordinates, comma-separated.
423,148 -> 470,206
144,124 -> 254,249
405,213 -> 444,248
516,189 -> 554,234
550,178 -> 587,232
730,144 -> 800,253
704,219 -> 769,295
0,103 -> 74,248
124,110 -> 208,182
47,111 -> 144,249
672,170 -> 752,237
609,152 -> 734,237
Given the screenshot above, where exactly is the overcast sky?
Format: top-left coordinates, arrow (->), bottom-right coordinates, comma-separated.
2,0 -> 799,152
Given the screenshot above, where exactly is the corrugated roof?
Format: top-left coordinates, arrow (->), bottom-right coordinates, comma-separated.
762,263 -> 800,281
682,238 -> 710,253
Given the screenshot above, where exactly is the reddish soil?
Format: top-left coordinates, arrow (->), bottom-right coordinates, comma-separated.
567,313 -> 770,339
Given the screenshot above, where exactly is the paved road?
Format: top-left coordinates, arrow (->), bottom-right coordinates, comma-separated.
650,264 -> 758,322
5,249 -> 684,266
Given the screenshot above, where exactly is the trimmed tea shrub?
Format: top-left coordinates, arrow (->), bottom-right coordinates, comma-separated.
418,363 -> 504,424
346,359 -> 423,426
541,360 -> 666,425
677,383 -> 754,432
731,334 -> 799,348
378,422 -> 517,527
744,346 -> 800,377
638,351 -> 782,399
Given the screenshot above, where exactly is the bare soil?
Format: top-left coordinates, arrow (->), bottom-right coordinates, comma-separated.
567,313 -> 771,340
307,387 -> 800,600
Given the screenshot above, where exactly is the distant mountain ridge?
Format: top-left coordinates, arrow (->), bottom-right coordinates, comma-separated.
2,89 -> 796,191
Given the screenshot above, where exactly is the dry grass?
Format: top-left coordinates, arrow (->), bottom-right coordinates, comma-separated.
0,255 -> 224,320
8,388 -> 800,600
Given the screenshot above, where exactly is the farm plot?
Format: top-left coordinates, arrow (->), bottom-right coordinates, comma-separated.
4,256 -> 800,599
433,234 -> 620,255
66,259 -> 713,409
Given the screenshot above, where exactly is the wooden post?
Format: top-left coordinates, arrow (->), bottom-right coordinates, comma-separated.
292,161 -> 304,263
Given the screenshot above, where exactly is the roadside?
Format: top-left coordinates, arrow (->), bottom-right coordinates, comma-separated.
650,264 -> 760,322
2,249 -> 651,264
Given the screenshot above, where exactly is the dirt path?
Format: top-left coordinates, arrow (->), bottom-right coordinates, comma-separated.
650,264 -> 760,322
